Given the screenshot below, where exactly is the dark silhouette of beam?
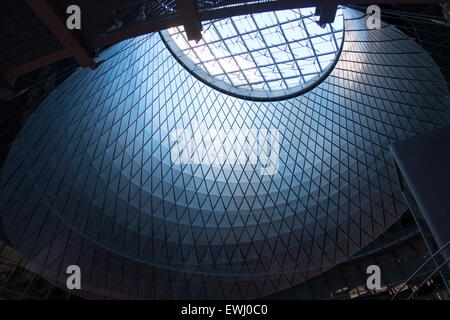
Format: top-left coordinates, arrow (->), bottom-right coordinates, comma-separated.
92,15 -> 182,49
316,0 -> 339,26
2,0 -> 447,81
96,0 -> 445,47
1,50 -> 71,80
25,0 -> 95,68
200,0 -> 316,21
175,0 -> 203,41
199,0 -> 445,21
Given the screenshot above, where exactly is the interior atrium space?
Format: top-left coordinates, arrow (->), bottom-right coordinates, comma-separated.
0,0 -> 449,302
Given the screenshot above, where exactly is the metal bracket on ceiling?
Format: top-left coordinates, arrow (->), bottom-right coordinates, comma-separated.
315,0 -> 339,28
175,0 -> 203,41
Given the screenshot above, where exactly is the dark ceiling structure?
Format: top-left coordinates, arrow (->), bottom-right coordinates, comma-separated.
1,5 -> 449,299
0,0 -> 450,300
1,0 -> 448,99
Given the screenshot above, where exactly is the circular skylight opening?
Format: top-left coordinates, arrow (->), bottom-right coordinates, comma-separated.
160,7 -> 344,101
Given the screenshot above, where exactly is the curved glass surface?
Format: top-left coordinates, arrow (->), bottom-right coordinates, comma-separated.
161,7 -> 344,100
1,8 -> 450,299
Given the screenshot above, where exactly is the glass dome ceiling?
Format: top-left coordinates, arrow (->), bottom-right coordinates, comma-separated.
161,7 -> 344,100
2,8 -> 450,299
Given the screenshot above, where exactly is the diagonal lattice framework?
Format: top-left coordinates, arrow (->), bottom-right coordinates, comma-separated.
0,8 -> 450,299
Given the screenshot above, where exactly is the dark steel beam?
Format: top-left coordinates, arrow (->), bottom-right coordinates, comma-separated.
1,50 -> 71,80
4,0 -> 446,81
92,0 -> 445,49
340,0 -> 443,3
175,0 -> 203,41
91,16 -> 182,49
199,0 -> 444,21
317,0 -> 339,26
25,0 -> 95,68
199,0 -> 316,21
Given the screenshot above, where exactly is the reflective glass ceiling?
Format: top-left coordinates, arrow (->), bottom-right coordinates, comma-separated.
161,7 -> 344,100
2,8 -> 450,299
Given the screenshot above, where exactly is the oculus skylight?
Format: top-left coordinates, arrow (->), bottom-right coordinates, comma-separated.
161,7 -> 344,100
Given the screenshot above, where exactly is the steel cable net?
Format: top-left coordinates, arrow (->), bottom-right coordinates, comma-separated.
1,8 -> 450,299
